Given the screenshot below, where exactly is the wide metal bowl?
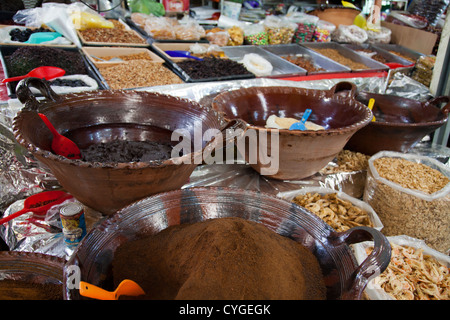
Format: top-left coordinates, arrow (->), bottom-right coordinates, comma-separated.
346,92 -> 450,155
63,187 -> 391,300
13,78 -> 242,215
211,82 -> 373,180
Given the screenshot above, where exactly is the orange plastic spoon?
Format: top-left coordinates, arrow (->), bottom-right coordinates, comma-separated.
79,280 -> 145,300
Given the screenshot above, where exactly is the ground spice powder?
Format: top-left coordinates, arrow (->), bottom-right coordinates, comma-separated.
113,217 -> 326,300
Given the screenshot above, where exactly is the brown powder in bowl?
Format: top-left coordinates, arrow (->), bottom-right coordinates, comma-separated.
112,217 -> 326,300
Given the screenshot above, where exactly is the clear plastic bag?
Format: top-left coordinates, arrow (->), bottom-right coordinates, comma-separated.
13,2 -> 86,47
332,24 -> 368,44
243,23 -> 268,45
353,235 -> 450,300
278,186 -> 383,232
366,26 -> 391,44
363,151 -> 450,253
288,12 -> 319,43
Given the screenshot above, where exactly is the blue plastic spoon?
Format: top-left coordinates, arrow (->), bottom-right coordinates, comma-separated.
289,109 -> 312,131
165,50 -> 203,61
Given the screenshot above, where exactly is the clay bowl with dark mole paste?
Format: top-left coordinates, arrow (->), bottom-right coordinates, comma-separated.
346,92 -> 450,155
13,77 -> 244,215
211,82 -> 373,180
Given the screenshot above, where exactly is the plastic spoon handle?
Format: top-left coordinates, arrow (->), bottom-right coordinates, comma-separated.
300,109 -> 312,123
79,280 -> 145,300
0,194 -> 72,225
0,207 -> 34,225
368,98 -> 376,122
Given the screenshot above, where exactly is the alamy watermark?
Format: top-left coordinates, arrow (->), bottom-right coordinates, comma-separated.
170,121 -> 280,175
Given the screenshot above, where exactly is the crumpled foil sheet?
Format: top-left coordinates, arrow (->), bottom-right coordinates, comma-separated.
0,76 -> 445,259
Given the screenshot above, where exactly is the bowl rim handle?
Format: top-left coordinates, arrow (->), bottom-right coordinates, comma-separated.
15,77 -> 61,112
328,81 -> 357,100
424,96 -> 450,115
330,226 -> 391,300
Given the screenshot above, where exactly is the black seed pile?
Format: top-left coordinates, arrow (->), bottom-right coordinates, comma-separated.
5,46 -> 88,77
49,78 -> 88,87
176,57 -> 253,80
9,27 -> 52,42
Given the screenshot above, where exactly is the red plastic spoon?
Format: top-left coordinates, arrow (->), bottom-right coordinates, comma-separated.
2,66 -> 65,83
38,113 -> 82,160
0,190 -> 73,225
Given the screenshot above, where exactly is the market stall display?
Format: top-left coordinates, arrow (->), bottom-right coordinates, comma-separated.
0,45 -> 106,97
0,0 -> 449,302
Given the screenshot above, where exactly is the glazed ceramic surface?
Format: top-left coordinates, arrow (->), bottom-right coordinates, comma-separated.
211,82 -> 372,180
0,251 -> 65,300
13,78 -> 238,215
63,187 -> 391,300
346,92 -> 450,155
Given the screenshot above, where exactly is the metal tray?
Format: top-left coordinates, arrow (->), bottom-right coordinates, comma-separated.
261,43 -> 351,75
343,43 -> 414,67
301,42 -> 389,73
0,45 -> 108,97
221,45 -> 307,78
371,43 -> 423,64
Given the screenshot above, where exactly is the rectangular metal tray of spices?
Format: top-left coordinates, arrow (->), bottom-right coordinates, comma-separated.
151,42 -> 256,83
342,43 -> 414,68
0,45 -> 108,98
221,45 -> 307,78
76,19 -> 149,47
301,42 -> 389,73
371,44 -> 423,64
260,44 -> 351,75
82,46 -> 165,67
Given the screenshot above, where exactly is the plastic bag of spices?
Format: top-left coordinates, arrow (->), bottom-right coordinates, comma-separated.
353,235 -> 450,300
363,151 -> 450,254
288,12 -> 319,43
243,23 -> 268,45
331,24 -> 368,44
312,20 -> 336,42
263,15 -> 296,44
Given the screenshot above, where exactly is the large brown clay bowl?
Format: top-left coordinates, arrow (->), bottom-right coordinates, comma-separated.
0,251 -> 65,300
308,6 -> 361,26
13,78 -> 242,215
211,82 -> 373,180
63,187 -> 391,300
345,92 -> 450,155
